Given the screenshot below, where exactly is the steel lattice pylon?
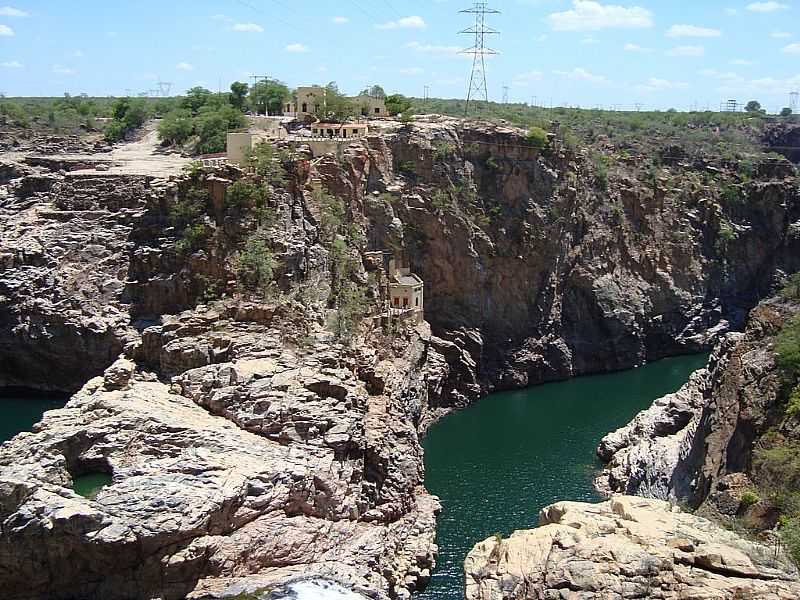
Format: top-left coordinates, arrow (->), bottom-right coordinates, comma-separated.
460,2 -> 500,116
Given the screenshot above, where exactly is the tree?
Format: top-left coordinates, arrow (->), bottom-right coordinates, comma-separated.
359,85 -> 386,99
527,126 -> 549,150
250,79 -> 290,115
236,230 -> 276,292
745,100 -> 765,114
230,81 -> 249,112
158,109 -> 194,145
317,82 -> 355,122
781,107 -> 793,117
194,105 -> 246,154
385,94 -> 412,116
181,87 -> 214,114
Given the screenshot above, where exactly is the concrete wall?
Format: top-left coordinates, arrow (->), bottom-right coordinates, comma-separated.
355,95 -> 388,117
226,132 -> 269,165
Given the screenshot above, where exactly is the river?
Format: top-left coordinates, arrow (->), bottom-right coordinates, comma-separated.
418,353 -> 709,599
0,388 -> 68,444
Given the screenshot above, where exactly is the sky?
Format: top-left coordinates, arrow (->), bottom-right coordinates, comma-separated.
1,0 -> 800,112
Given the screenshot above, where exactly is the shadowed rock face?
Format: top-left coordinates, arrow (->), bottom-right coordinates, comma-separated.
465,496 -> 800,600
597,298 -> 798,513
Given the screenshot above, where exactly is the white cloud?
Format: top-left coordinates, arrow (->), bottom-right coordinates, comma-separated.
332,16 -> 349,24
624,42 -> 652,52
0,6 -> 28,17
725,8 -> 739,16
1,60 -> 22,68
285,43 -> 308,52
784,42 -> 800,53
666,45 -> 705,57
729,58 -> 755,65
746,1 -> 789,12
52,65 -> 76,75
232,23 -> 263,33
71,49 -> 84,58
176,62 -> 194,71
512,70 -> 544,86
643,77 -> 688,90
0,24 -> 14,36
554,67 -> 607,83
399,67 -> 424,75
666,24 -> 722,38
771,31 -> 793,38
406,41 -> 461,55
376,16 -> 426,30
547,1 -> 653,32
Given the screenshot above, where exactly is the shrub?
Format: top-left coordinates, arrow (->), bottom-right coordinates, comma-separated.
430,189 -> 451,213
247,143 -> 287,185
592,153 -> 609,191
235,231 -> 276,292
158,109 -> 194,145
433,141 -> 454,161
781,273 -> 800,301
786,385 -> 800,417
225,180 -> 262,212
315,190 -> 345,243
398,160 -> 416,175
485,155 -> 500,171
740,489 -> 760,507
169,187 -> 208,229
780,517 -> 800,565
776,316 -> 800,379
527,126 -> 549,150
753,435 -> 800,493
176,223 -> 209,255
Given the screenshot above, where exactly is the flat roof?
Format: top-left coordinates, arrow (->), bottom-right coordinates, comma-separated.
313,122 -> 369,128
391,274 -> 423,286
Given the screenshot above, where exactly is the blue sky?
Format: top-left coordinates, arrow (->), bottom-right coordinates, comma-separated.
1,1 -> 800,112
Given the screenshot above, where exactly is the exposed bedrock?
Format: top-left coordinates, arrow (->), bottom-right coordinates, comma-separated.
464,496 -> 800,600
597,298 -> 798,510
1,119 -> 799,599
324,119 -> 800,394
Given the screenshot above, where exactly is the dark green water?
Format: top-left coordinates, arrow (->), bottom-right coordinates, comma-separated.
73,473 -> 114,498
419,353 -> 709,599
0,389 -> 68,444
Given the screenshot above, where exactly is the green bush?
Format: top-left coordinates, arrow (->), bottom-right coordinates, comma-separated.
225,180 -> 264,212
786,386 -> 800,417
315,189 -> 345,243
781,273 -> 800,301
740,489 -> 760,507
527,126 -> 549,150
235,231 -> 276,292
430,189 -> 451,213
592,153 -> 609,191
158,109 -> 194,145
176,223 -> 209,255
433,141 -> 454,160
780,517 -> 800,565
776,316 -> 800,379
247,143 -> 287,185
753,435 -> 800,493
398,160 -> 416,175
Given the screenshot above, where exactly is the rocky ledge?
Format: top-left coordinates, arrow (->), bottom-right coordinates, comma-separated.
465,496 -> 800,600
596,298 -> 798,508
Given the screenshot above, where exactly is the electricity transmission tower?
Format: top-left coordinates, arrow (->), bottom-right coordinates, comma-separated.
502,85 -> 509,104
157,80 -> 173,97
791,92 -> 799,113
459,2 -> 500,116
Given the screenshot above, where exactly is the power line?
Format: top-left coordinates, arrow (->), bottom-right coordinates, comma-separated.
460,2 -> 500,116
349,0 -> 381,21
378,0 -> 402,18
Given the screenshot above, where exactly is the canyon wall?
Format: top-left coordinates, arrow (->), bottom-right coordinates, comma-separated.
1,117 -> 799,599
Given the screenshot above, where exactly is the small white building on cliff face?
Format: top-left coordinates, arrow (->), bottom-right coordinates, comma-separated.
388,258 -> 424,318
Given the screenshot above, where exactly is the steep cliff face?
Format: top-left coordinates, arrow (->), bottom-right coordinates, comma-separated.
597,298 -> 799,515
326,118 -> 800,393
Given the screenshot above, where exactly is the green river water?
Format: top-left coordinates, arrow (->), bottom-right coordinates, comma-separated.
0,389 -> 67,444
419,353 -> 709,599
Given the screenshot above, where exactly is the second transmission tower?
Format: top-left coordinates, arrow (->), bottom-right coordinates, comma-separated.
460,2 -> 500,116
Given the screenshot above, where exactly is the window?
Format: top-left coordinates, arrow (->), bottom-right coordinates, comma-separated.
403,298 -> 409,308
352,129 -> 358,135
393,297 -> 399,307
375,107 -> 380,114
301,103 -> 308,113
415,297 -> 419,307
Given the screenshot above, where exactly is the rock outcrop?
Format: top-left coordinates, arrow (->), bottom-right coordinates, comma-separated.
465,496 -> 800,600
597,298 -> 798,510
